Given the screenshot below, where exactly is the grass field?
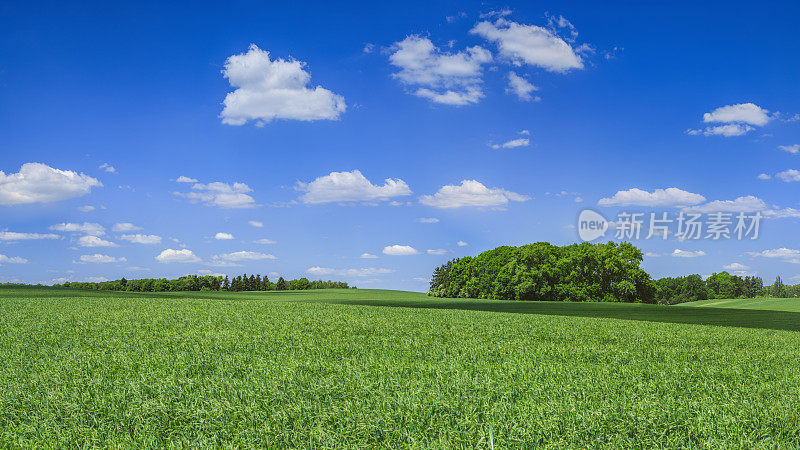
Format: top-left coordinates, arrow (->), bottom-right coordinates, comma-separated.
680,296 -> 800,312
1,287 -> 800,447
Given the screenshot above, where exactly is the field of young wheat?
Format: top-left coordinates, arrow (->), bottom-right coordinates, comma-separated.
1,287 -> 799,447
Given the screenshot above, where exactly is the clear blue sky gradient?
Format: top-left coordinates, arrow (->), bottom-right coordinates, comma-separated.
1,0 -> 799,289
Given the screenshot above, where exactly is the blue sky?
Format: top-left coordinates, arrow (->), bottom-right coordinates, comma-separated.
2,0 -> 800,290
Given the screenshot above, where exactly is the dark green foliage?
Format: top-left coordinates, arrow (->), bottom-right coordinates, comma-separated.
56,274 -> 350,292
655,273 -> 765,305
429,241 -> 657,302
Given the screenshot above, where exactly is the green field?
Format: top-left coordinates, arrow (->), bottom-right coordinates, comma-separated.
679,296 -> 800,312
2,287 -> 800,447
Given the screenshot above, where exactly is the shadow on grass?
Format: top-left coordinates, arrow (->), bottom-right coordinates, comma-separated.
330,298 -> 800,333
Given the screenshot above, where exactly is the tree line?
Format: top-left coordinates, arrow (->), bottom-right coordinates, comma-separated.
55,274 -> 351,292
428,241 -> 797,303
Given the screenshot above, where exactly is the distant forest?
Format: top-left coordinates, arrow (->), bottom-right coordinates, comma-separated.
428,241 -> 794,304
53,274 -> 352,292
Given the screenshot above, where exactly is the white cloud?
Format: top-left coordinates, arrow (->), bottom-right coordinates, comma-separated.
471,18 -> 583,72
363,43 -> 375,53
777,169 -> 800,182
416,217 -> 440,223
747,248 -> 800,264
248,220 -> 263,228
297,170 -> 411,204
50,222 -> 105,236
0,163 -> 101,206
779,144 -> 800,154
175,181 -> 257,209
215,232 -> 234,240
175,176 -> 198,183
757,173 -> 771,180
703,103 -> 772,126
671,249 -> 706,258
212,251 -> 276,262
112,222 -> 142,232
79,254 -> 126,263
383,245 -> 419,256
360,252 -> 378,259
427,248 -> 448,255
99,163 -> 116,173
689,103 -> 772,137
77,235 -> 118,247
120,234 -> 162,245
253,238 -> 276,245
723,262 -> 750,271
457,241 -> 468,246
0,231 -> 60,241
388,35 -> 492,106
220,44 -> 346,125
683,196 -> 766,214
491,138 -> 530,149
156,248 -> 201,263
420,180 -> 530,209
0,254 -> 27,264
306,266 -> 394,277
506,71 -> 539,101
78,205 -> 95,212
598,188 -> 705,207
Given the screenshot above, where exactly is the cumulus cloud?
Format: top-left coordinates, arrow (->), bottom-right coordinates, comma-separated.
778,144 -> 799,154
220,44 -> 346,125
50,222 -> 105,236
0,163 -> 101,206
175,176 -> 198,183
253,238 -> 276,245
156,248 -> 201,263
78,205 -> 95,212
212,251 -> 276,264
175,181 -> 257,209
416,217 -> 439,223
420,180 -> 529,209
248,220 -> 263,228
99,163 -> 116,173
120,234 -> 162,245
776,169 -> 800,182
747,248 -> 800,264
598,188 -> 705,207
471,18 -> 583,72
758,173 -> 771,180
723,262 -> 750,271
0,254 -> 27,265
382,245 -> 419,256
703,103 -> 772,126
457,241 -> 468,246
360,253 -> 378,259
427,248 -> 448,255
297,170 -> 411,204
491,138 -> 530,149
688,103 -> 772,137
506,71 -> 539,101
388,35 -> 492,106
671,249 -> 706,258
307,266 -> 394,277
79,254 -> 126,263
680,195 -> 800,218
215,232 -> 234,240
112,223 -> 142,232
77,235 -> 118,247
0,231 -> 60,241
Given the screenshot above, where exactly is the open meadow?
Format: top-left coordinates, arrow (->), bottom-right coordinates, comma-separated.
1,287 -> 800,447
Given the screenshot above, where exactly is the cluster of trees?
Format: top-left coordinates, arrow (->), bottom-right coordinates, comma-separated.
429,241 -> 657,302
55,274 -> 351,292
655,273 -> 764,304
223,274 -> 350,291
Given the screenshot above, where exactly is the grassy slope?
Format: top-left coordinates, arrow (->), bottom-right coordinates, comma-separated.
679,296 -> 800,312
1,287 -> 799,447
